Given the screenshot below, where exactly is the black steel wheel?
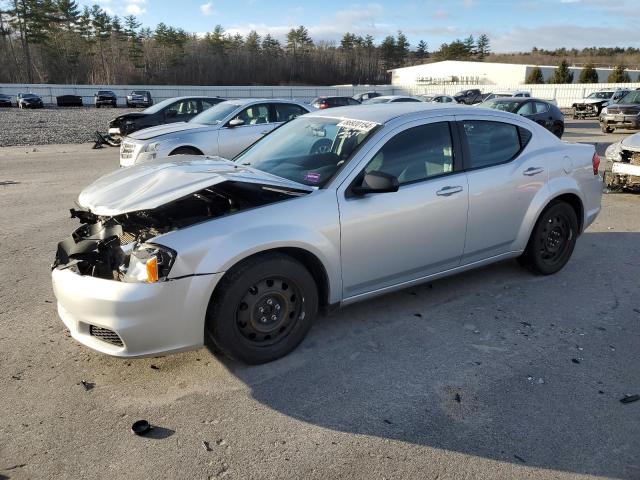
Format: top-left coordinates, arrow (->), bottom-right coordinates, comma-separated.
518,201 -> 578,275
205,253 -> 318,364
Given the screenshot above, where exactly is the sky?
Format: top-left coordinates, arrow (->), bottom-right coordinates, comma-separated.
78,0 -> 640,52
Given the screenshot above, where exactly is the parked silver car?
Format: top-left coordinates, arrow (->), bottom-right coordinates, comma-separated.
52,104 -> 603,364
119,99 -> 313,167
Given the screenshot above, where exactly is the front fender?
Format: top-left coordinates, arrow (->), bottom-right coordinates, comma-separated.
155,191 -> 342,304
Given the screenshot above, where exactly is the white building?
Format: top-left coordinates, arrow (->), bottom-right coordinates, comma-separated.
389,60 -> 640,86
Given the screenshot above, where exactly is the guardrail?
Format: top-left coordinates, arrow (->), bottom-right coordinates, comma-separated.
1,82 -> 639,108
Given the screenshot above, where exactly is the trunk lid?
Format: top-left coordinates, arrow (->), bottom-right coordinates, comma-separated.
78,156 -> 314,216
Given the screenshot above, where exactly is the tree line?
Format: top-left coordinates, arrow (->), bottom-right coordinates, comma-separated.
0,1 -> 495,85
524,60 -> 636,84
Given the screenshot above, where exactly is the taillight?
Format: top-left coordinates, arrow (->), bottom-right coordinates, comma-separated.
319,103 -> 328,109
592,152 -> 600,175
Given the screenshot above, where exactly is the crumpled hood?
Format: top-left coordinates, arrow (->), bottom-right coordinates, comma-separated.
77,156 -> 313,216
127,122 -> 210,141
579,98 -> 608,105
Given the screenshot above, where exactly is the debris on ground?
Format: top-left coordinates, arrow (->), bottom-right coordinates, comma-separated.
79,380 -> 94,391
202,440 -> 213,452
454,393 -> 462,403
131,420 -> 151,436
513,454 -> 526,463
571,358 -> 581,364
413,313 -> 422,318
150,364 -> 160,370
620,394 -> 639,404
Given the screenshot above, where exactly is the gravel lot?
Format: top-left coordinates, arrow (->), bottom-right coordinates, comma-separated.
0,107 -> 138,147
0,124 -> 639,479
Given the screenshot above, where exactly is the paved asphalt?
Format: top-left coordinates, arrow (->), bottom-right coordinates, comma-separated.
0,120 -> 639,479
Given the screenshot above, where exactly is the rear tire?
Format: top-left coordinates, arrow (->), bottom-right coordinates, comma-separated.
601,125 -> 614,133
518,201 -> 578,275
552,125 -> 564,138
205,253 -> 318,364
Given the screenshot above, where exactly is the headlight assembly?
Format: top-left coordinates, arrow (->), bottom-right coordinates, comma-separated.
604,142 -> 622,162
145,141 -> 163,153
122,243 -> 176,283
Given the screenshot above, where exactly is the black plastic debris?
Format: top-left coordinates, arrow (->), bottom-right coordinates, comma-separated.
80,380 -> 94,391
620,394 -> 639,404
571,358 -> 581,364
454,393 -> 462,403
202,440 -> 213,452
131,420 -> 151,436
150,364 -> 159,370
414,313 -> 422,318
514,454 -> 526,463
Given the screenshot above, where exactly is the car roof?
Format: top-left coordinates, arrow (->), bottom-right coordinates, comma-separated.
373,95 -> 417,100
306,103 -> 466,124
220,98 -> 307,106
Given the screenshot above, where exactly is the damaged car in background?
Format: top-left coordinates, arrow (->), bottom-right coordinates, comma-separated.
108,96 -> 224,142
52,104 -> 602,365
571,89 -> 630,119
605,131 -> 640,191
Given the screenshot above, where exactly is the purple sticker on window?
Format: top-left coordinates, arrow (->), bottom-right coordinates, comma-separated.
305,172 -> 321,184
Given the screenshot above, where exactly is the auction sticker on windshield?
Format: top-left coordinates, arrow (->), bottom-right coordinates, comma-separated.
336,119 -> 379,132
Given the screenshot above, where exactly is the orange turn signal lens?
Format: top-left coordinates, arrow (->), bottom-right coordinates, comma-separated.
146,256 -> 159,283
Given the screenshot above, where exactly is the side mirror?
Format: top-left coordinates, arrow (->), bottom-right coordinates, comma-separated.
352,171 -> 399,196
166,110 -> 177,118
228,118 -> 244,128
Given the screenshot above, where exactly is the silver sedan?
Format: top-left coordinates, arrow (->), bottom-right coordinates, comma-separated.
119,99 -> 313,167
53,104 -> 602,364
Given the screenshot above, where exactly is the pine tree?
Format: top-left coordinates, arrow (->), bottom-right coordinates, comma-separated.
549,59 -> 574,83
416,40 -> 428,59
525,66 -> 545,84
476,34 -> 490,59
608,65 -> 631,83
579,63 -> 599,83
395,31 -> 409,65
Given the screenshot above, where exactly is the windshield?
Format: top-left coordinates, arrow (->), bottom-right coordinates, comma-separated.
587,91 -> 613,99
22,94 -> 38,99
618,91 -> 640,104
132,91 -> 148,95
480,100 -> 520,113
235,116 -> 380,187
98,91 -> 113,95
190,102 -> 240,125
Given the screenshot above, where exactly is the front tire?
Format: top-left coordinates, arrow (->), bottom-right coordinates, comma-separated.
601,124 -> 614,133
518,201 -> 578,275
205,253 -> 319,364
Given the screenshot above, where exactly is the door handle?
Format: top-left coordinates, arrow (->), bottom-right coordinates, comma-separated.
436,186 -> 463,196
523,167 -> 543,176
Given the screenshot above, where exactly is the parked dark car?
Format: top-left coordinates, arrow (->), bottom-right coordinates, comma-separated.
108,96 -> 225,138
453,89 -> 484,105
352,91 -> 382,102
95,90 -> 117,108
56,95 -> 83,107
126,90 -> 153,108
0,94 -> 12,107
17,93 -> 44,109
478,98 -> 565,138
600,90 -> 640,133
311,96 -> 360,109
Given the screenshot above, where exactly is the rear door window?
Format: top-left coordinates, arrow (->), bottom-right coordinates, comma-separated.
236,103 -> 272,125
461,121 -> 523,169
534,102 -> 549,114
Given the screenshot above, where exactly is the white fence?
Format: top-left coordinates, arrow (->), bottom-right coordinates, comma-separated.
1,82 -> 639,108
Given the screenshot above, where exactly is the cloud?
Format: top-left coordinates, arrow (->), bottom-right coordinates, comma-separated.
491,24 -> 640,52
125,3 -> 145,14
200,1 -> 214,15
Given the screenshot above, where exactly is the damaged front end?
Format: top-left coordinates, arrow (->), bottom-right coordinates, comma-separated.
53,180 -> 305,282
605,143 -> 640,192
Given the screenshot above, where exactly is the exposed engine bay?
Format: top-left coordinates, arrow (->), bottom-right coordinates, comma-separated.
606,148 -> 640,192
53,181 -> 304,281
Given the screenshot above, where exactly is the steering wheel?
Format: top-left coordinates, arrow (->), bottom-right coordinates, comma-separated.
310,138 -> 332,154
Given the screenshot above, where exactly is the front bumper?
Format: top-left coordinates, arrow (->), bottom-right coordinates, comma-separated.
52,268 -> 223,357
600,114 -> 640,130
